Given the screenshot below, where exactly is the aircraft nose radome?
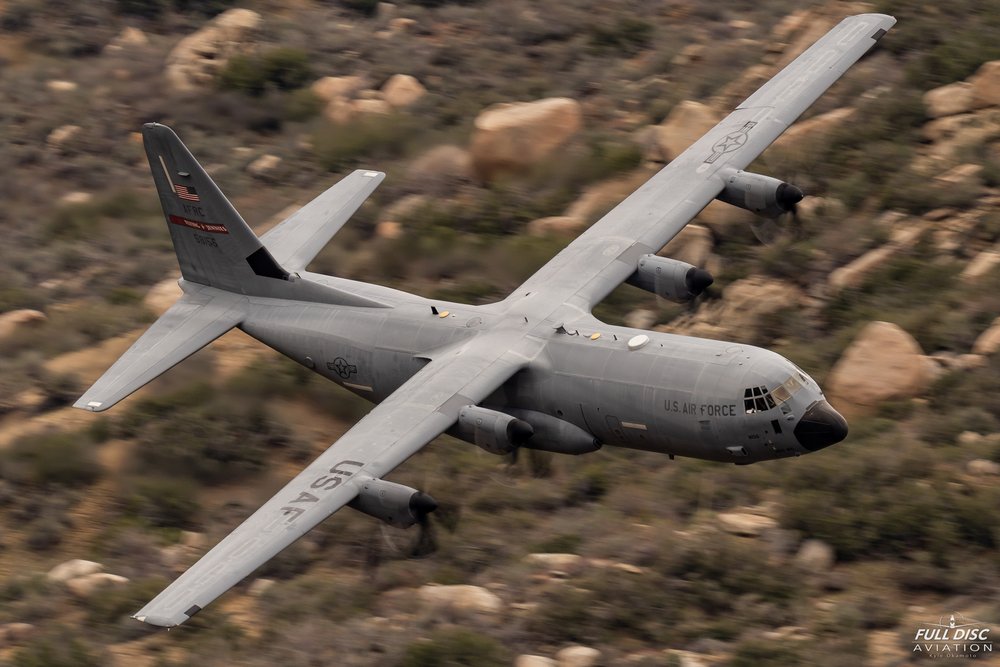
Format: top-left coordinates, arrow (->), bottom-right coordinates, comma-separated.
794,400 -> 848,451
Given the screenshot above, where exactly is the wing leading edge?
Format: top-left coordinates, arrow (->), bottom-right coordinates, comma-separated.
517,13 -> 896,312
134,334 -> 530,627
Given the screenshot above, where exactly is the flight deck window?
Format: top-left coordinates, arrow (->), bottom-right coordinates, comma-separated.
743,385 -> 773,413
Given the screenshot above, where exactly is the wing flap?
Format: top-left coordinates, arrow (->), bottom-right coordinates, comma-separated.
133,336 -> 526,627
261,170 -> 384,271
73,287 -> 245,412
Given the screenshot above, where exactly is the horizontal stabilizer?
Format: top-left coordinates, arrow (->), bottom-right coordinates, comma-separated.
261,170 -> 384,271
73,287 -> 245,412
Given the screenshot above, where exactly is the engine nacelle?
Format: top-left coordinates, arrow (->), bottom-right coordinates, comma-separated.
716,169 -> 803,218
626,255 -> 713,303
504,409 -> 601,455
454,405 -> 534,456
347,478 -> 437,529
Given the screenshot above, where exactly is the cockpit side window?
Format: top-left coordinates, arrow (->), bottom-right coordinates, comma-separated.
743,385 -> 773,413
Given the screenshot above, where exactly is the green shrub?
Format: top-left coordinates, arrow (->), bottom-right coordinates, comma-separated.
119,384 -> 296,485
219,48 -> 313,97
312,113 -> 419,172
126,477 -> 200,528
589,16 -> 654,55
401,628 -> 509,667
12,630 -> 103,667
0,431 -> 100,488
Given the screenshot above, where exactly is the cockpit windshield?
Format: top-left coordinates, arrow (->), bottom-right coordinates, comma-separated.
743,375 -> 803,414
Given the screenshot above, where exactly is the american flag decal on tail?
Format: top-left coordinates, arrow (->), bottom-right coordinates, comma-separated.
174,184 -> 200,202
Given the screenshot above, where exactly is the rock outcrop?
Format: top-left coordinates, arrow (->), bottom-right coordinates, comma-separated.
165,9 -> 262,92
972,316 -> 1000,355
662,276 -> 803,342
417,584 -> 503,615
556,645 -> 602,667
66,573 -> 130,598
717,512 -> 779,537
0,309 -> 46,341
381,74 -> 426,108
47,559 -> 103,583
470,98 -> 583,181
655,101 -> 720,162
825,321 -> 935,414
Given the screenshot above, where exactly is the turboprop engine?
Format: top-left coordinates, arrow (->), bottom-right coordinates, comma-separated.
454,405 -> 534,455
716,169 -> 803,218
347,478 -> 438,529
626,256 -> 714,303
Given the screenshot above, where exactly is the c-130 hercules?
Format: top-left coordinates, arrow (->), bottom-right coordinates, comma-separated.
74,13 -> 894,627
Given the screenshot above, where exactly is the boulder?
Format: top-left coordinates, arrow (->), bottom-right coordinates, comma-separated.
516,657 -> 557,667
353,98 -> 392,117
144,278 -> 182,317
524,553 -> 584,574
655,101 -> 720,162
967,459 -> 1000,476
794,539 -> 835,572
0,623 -> 36,647
388,17 -> 417,35
60,191 -> 93,205
66,573 -> 130,598
324,97 -> 357,125
311,75 -> 366,103
165,8 -> 262,92
47,559 -> 103,583
826,321 -> 935,413
969,60 -> 1000,109
406,145 -> 472,185
662,276 -> 803,342
624,309 -> 656,330
375,221 -> 403,240
774,107 -> 855,149
717,512 -> 779,537
380,194 -> 429,224
962,249 -> 1000,283
47,124 -> 81,149
417,584 -> 503,615
105,26 -> 149,53
829,223 -> 929,291
923,82 -> 975,118
47,80 -> 77,92
0,309 -> 46,341
248,578 -> 276,597
972,317 -> 1000,355
556,645 -> 602,667
470,98 -> 583,181
527,216 -> 584,237
564,168 -> 651,223
381,74 -> 426,108
659,223 -> 713,267
247,154 -> 282,179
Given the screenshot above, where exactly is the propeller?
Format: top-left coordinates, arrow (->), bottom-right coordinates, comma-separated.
750,182 -> 804,246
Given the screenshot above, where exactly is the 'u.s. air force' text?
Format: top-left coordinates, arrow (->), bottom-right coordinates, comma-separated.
664,401 -> 738,417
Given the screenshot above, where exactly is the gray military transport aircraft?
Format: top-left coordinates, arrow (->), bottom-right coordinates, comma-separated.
74,13 -> 894,627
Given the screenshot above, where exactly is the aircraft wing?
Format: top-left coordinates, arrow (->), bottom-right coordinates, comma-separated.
518,13 -> 895,311
260,169 -> 384,271
74,286 -> 245,412
133,335 -> 527,627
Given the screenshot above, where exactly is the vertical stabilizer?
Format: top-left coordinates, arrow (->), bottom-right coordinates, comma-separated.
142,123 -> 288,293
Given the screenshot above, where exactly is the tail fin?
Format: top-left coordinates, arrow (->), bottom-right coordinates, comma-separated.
142,123 -> 389,308
142,123 -> 288,293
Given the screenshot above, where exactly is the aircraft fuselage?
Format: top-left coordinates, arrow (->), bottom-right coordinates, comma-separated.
240,274 -> 843,465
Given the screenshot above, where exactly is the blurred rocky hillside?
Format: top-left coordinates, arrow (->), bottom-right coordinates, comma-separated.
0,0 -> 999,665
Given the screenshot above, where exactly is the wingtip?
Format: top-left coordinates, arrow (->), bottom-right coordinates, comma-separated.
72,397 -> 108,412
132,612 -> 178,628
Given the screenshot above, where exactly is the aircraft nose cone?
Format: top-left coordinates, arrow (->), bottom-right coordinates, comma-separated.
794,400 -> 848,451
